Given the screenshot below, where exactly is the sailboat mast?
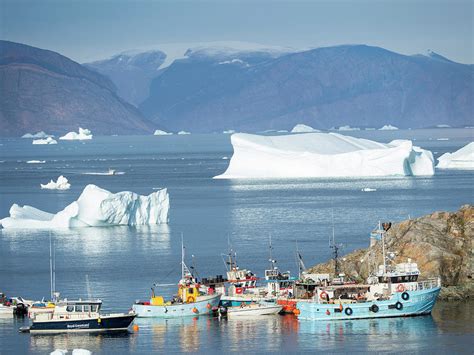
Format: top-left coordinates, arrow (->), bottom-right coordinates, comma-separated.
380,221 -> 387,274
49,233 -> 53,300
181,233 -> 185,279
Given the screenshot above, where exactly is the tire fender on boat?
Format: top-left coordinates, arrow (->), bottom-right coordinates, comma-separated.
401,292 -> 410,301
395,302 -> 403,310
370,304 -> 379,313
345,307 -> 353,316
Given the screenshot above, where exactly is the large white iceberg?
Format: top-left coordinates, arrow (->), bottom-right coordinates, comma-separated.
214,132 -> 435,179
22,131 -> 54,139
32,137 -> 58,145
154,129 -> 173,136
0,184 -> 169,229
436,142 -> 474,169
40,176 -> 71,190
379,124 -> 399,130
291,124 -> 320,133
59,128 -> 93,140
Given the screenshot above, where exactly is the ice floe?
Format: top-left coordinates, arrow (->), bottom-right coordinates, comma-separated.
40,176 -> 71,190
1,184 -> 169,229
361,187 -> 377,192
214,132 -> 435,179
379,125 -> 399,130
59,128 -> 93,140
82,169 -> 125,175
223,130 -> 236,134
26,160 -> 46,164
177,131 -> 191,135
291,124 -> 320,133
154,129 -> 173,136
337,125 -> 360,131
22,131 -> 54,139
436,142 -> 474,169
32,137 -> 58,145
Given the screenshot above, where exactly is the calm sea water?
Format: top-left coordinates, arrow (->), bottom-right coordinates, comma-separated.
0,129 -> 473,354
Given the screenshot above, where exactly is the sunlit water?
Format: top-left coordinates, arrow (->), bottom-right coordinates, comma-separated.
0,129 -> 473,354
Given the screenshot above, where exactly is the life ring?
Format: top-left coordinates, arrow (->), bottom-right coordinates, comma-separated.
345,307 -> 353,316
192,307 -> 198,314
370,304 -> 379,313
395,302 -> 403,310
320,291 -> 328,301
396,284 -> 405,292
401,292 -> 410,301
187,296 -> 195,303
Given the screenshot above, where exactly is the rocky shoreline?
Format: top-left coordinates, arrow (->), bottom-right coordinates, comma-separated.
307,205 -> 473,301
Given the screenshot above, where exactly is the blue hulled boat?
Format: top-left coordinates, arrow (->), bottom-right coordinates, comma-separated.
295,222 -> 441,321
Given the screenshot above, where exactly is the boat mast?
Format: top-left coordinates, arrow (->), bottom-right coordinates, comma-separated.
181,233 -> 185,279
49,233 -> 53,300
380,221 -> 387,274
329,208 -> 339,276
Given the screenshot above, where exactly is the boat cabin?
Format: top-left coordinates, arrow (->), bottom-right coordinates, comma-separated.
32,299 -> 103,321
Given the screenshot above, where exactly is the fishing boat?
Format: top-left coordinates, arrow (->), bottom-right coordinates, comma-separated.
132,240 -> 221,318
294,222 -> 441,320
20,299 -> 136,333
222,302 -> 283,317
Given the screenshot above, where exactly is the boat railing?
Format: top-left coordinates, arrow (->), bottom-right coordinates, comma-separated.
416,278 -> 441,291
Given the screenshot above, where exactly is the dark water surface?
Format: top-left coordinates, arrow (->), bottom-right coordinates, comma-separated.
0,129 -> 473,354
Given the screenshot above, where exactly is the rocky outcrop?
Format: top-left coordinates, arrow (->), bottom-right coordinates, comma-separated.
307,205 -> 473,300
0,40 -> 156,136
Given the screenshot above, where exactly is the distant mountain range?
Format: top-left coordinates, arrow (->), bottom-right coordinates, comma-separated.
0,40 -> 155,136
1,40 -> 472,136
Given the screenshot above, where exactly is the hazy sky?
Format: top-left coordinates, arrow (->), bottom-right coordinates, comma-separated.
1,0 -> 472,64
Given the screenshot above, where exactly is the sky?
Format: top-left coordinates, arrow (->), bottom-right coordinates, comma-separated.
0,0 -> 472,64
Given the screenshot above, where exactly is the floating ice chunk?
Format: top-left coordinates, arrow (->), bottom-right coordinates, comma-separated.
379,125 -> 399,130
50,350 -> 68,355
291,124 -> 320,133
32,137 -> 58,145
26,160 -> 46,164
154,129 -> 173,136
1,184 -> 169,229
337,125 -> 360,131
59,128 -> 93,140
361,188 -> 377,192
214,132 -> 435,179
436,142 -> 474,169
436,138 -> 449,141
40,176 -> 71,190
436,124 -> 451,128
223,130 -> 236,134
177,131 -> 191,135
22,131 -> 54,139
222,156 -> 229,160
72,350 -> 92,355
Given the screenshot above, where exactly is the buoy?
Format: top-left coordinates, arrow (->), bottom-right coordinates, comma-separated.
133,324 -> 139,332
326,309 -> 330,315
206,303 -> 211,309
293,308 -> 300,315
192,307 -> 199,314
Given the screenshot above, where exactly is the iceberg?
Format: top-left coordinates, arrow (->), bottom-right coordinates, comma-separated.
214,132 -> 435,179
379,125 -> 399,130
436,142 -> 474,169
291,124 -> 320,133
26,160 -> 46,164
32,137 -> 58,145
40,176 -> 71,190
223,130 -> 236,134
59,128 -> 93,140
0,184 -> 170,229
177,131 -> 191,135
22,131 -> 53,139
154,129 -> 173,136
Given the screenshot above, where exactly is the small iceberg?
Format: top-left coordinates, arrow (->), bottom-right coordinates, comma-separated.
154,129 -> 173,136
214,132 -> 435,179
32,137 -> 58,145
223,130 -> 236,134
291,124 -> 320,133
436,138 -> 449,141
50,350 -> 68,355
379,125 -> 399,130
436,142 -> 474,169
1,184 -> 170,229
361,187 -> 377,192
22,131 -> 54,139
40,176 -> 71,190
59,128 -> 93,140
72,350 -> 92,355
337,125 -> 360,131
177,131 -> 191,135
26,160 -> 46,164
82,169 -> 125,176
436,124 -> 451,128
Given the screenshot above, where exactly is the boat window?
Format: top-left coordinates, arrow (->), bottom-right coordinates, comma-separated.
91,305 -> 98,312
188,288 -> 194,294
66,305 -> 74,312
83,305 -> 90,312
75,305 -> 82,312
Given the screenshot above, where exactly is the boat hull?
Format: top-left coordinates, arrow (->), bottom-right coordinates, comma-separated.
28,314 -> 136,333
226,304 -> 283,317
297,287 -> 441,321
133,294 -> 221,318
